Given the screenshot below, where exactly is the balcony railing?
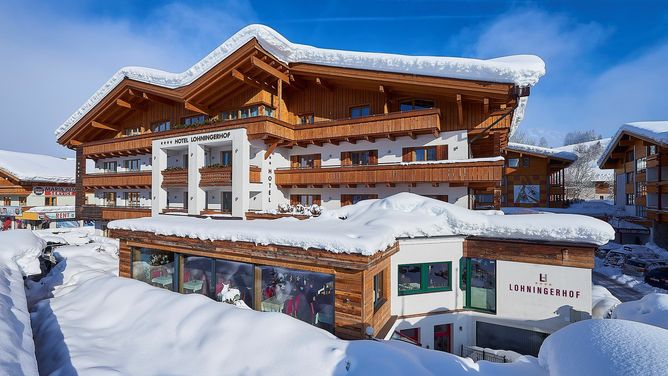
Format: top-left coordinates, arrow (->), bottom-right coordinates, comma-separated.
82,171 -> 151,189
199,165 -> 262,187
79,204 -> 151,221
275,159 -> 503,187
162,168 -> 188,188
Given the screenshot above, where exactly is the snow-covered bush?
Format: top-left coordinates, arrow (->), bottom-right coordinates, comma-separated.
276,203 -> 322,216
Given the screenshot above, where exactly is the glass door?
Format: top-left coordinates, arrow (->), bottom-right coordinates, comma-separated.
434,324 -> 452,353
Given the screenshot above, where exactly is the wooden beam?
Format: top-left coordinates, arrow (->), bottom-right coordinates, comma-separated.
142,92 -> 175,106
250,56 -> 289,83
69,140 -> 83,146
91,121 -> 118,132
432,129 -> 440,138
407,131 -> 416,140
483,98 -> 489,116
456,94 -> 464,128
277,79 -> 283,121
231,69 -> 276,94
116,98 -> 133,109
184,101 -> 212,116
289,74 -> 305,90
264,140 -> 280,160
315,77 -> 332,92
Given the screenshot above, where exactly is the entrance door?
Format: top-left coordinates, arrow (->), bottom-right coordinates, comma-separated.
460,258 -> 496,313
434,324 -> 452,353
183,191 -> 188,210
222,192 -> 232,213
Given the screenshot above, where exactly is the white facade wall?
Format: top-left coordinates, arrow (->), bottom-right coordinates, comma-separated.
92,155 -> 152,173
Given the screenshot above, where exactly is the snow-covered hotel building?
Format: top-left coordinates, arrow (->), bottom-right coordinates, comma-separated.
54,25 -> 545,229
599,121 -> 668,248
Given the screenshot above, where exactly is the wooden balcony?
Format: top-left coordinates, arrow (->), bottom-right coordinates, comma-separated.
162,169 -> 188,188
647,208 -> 668,223
275,160 -> 503,187
646,154 -> 668,168
549,185 -> 565,195
82,171 -> 152,189
199,165 -> 262,187
79,205 -> 151,221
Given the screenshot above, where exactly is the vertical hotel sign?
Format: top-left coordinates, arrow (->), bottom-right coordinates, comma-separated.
32,186 -> 76,196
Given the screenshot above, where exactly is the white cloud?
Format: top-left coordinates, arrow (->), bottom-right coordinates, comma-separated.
0,1 -> 255,157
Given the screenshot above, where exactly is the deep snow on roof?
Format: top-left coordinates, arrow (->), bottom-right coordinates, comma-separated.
598,121 -> 668,167
109,193 -> 614,255
54,24 -> 545,139
0,150 -> 76,184
506,142 -> 578,162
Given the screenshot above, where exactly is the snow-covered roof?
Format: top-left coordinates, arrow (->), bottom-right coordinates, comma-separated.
0,150 -> 76,184
109,193 -> 614,255
506,142 -> 578,162
556,138 -> 613,181
598,121 -> 668,167
54,24 -> 545,140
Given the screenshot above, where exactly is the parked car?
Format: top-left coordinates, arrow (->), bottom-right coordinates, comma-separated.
622,258 -> 668,277
604,249 -> 632,267
596,244 -> 618,259
645,266 -> 668,290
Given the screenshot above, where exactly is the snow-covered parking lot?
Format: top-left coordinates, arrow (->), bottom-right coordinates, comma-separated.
1,228 -> 668,375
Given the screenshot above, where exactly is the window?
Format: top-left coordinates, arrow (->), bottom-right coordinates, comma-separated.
373,270 -> 385,311
124,127 -> 141,136
299,113 -> 314,124
182,115 -> 207,126
131,248 -> 175,291
181,256 -> 213,296
414,146 -> 437,162
103,192 -> 117,206
398,328 -> 420,345
434,324 -> 452,353
626,194 -> 635,205
350,105 -> 370,118
522,157 -> 530,168
647,145 -> 658,156
221,110 -> 238,121
260,265 -> 335,332
45,197 -> 57,206
263,107 -> 275,117
636,205 -> 646,217
626,149 -> 635,162
398,262 -> 452,295
625,172 -> 634,184
219,151 -> 233,167
240,106 -> 259,119
124,192 -> 140,207
350,150 -> 376,166
291,154 -> 320,169
476,322 -> 547,357
290,194 -> 321,206
3,196 -> 11,206
636,181 -> 647,197
102,161 -> 117,173
124,159 -> 140,172
182,154 -> 189,169
636,157 -> 647,173
221,192 -> 232,212
152,120 -> 171,133
18,197 -> 26,206
341,194 -> 378,206
460,258 -> 496,312
508,158 -> 520,168
399,99 -> 434,111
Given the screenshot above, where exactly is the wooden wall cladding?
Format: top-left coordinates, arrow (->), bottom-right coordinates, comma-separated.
464,238 -> 595,269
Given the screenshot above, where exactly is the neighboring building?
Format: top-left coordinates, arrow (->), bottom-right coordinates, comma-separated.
108,193 -> 611,356
54,25 -> 545,230
598,121 -> 668,248
0,150 -> 83,229
501,143 -> 577,208
555,138 -> 614,201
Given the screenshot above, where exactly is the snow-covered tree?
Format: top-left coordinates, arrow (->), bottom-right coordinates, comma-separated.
564,140 -> 611,201
563,130 -> 601,146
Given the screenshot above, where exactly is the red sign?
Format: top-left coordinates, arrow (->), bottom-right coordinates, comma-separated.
33,186 -> 76,196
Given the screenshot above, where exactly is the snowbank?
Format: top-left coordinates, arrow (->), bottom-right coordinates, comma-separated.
55,24 -> 545,139
598,121 -> 668,167
25,205 -> 75,213
538,319 -> 668,376
109,193 -> 614,255
612,294 -> 668,329
0,150 -> 76,184
506,143 -> 577,162
0,230 -> 45,375
503,200 -> 623,217
591,285 -> 621,319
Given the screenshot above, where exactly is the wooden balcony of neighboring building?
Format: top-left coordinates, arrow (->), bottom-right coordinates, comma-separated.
161,168 -> 188,188
275,159 -> 503,187
549,185 -> 565,195
82,171 -> 152,189
647,208 -> 668,223
79,204 -> 151,221
646,153 -> 668,168
199,165 -> 261,187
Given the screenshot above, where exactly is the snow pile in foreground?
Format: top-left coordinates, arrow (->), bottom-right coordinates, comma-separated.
598,121 -> 668,166
503,200 -> 622,217
0,150 -> 76,183
538,319 -> 668,376
591,285 -> 621,319
0,230 -> 45,375
55,24 -> 545,139
110,193 -> 615,255
612,294 -> 668,329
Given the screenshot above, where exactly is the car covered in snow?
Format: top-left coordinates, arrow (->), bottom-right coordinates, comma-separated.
644,266 -> 668,290
596,243 -> 619,259
622,258 -> 668,277
604,245 -> 658,268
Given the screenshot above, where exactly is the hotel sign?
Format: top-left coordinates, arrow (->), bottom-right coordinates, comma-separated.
159,131 -> 232,146
508,273 -> 582,299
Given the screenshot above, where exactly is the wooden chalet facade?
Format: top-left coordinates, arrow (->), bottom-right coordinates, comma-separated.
55,26 -> 539,227
599,122 -> 668,248
501,143 -> 576,208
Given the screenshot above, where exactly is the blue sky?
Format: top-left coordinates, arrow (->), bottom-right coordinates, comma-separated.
1,0 -> 667,156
